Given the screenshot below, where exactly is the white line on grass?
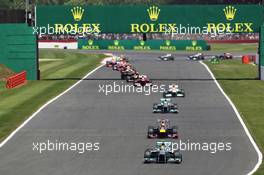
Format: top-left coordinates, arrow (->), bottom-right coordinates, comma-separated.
200,61 -> 263,175
0,64 -> 104,148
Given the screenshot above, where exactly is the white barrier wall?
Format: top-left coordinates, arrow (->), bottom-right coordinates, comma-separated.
38,42 -> 78,49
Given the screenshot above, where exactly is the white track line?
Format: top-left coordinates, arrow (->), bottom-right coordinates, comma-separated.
200,61 -> 263,175
0,64 -> 104,148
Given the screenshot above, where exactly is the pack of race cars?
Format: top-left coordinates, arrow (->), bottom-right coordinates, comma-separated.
105,52 -> 233,164
105,55 -> 186,164
188,52 -> 233,61
106,55 -> 153,87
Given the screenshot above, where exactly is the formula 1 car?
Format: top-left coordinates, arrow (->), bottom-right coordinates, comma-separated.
143,141 -> 182,164
153,98 -> 178,113
133,75 -> 152,87
112,61 -> 128,71
119,54 -> 129,62
163,84 -> 185,98
147,119 -> 178,139
158,54 -> 174,61
126,71 -> 139,82
106,56 -> 120,67
106,60 -> 116,67
121,67 -> 136,80
112,61 -> 123,71
188,53 -> 205,61
218,53 -> 233,59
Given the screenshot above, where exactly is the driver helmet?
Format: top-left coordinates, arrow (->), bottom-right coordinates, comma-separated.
171,84 -> 178,88
160,143 -> 166,151
161,120 -> 166,127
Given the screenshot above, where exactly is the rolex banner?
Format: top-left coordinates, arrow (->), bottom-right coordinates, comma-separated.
78,39 -> 208,51
36,5 -> 264,34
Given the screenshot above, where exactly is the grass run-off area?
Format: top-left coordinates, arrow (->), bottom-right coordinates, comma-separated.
205,59 -> 264,175
0,49 -> 105,142
209,43 -> 258,52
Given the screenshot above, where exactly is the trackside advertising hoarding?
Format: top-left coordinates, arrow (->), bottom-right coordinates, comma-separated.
78,39 -> 208,51
36,5 -> 264,34
0,24 -> 37,80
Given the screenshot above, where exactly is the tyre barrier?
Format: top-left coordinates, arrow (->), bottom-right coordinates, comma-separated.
6,71 -> 27,89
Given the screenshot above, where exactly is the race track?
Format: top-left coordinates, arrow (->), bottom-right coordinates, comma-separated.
0,52 -> 259,175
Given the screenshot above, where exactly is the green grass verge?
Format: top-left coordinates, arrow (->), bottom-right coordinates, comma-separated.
209,43 -> 258,52
205,60 -> 264,175
0,64 -> 14,80
0,49 -> 105,142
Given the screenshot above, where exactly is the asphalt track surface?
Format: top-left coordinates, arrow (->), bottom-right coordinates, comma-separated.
0,52 -> 259,175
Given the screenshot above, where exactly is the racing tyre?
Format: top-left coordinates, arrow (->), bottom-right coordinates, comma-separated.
147,126 -> 154,138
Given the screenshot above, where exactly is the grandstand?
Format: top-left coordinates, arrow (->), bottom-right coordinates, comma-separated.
38,33 -> 259,42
